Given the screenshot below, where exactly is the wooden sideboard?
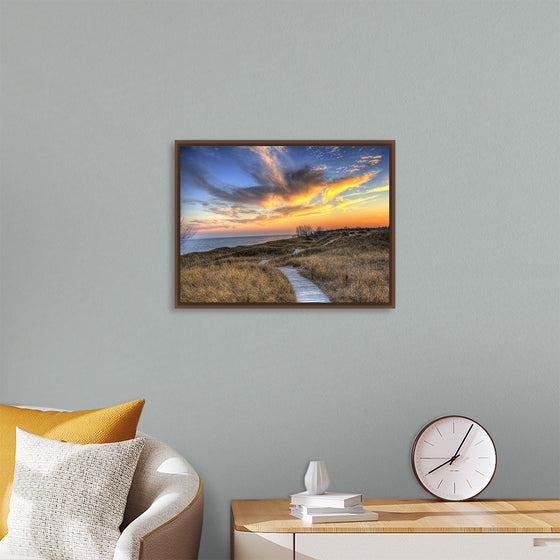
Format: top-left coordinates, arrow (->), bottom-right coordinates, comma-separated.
231,498 -> 560,559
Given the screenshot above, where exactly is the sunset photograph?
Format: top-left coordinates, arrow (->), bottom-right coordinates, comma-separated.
175,141 -> 394,307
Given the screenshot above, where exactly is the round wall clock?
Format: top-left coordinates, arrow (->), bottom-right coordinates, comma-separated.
411,415 -> 497,501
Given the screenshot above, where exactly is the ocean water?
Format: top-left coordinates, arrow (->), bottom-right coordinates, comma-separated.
180,234 -> 292,255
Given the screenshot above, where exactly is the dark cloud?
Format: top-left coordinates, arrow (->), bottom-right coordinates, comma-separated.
282,166 -> 326,198
181,196 -> 210,206
181,159 -> 327,208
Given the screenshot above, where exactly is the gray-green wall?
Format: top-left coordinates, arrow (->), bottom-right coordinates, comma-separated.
1,1 -> 558,559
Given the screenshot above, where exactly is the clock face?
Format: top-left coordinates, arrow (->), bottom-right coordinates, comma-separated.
412,416 -> 497,501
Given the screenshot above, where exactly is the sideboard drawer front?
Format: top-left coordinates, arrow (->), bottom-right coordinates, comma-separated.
296,533 -> 560,560
233,531 -> 293,560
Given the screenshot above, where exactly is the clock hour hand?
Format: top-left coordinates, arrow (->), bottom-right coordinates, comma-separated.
449,424 -> 473,464
426,455 -> 460,475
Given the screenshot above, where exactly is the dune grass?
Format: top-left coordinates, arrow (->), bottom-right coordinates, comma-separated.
179,261 -> 296,303
179,230 -> 391,304
270,230 -> 391,304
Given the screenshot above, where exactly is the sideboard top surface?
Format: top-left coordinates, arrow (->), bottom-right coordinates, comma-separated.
231,499 -> 560,534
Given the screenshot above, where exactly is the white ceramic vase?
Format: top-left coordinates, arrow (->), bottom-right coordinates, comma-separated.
304,460 -> 330,495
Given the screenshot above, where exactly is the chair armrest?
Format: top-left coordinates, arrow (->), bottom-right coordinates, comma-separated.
114,485 -> 203,560
114,433 -> 203,560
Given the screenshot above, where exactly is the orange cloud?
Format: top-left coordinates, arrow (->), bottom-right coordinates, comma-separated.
322,171 -> 378,203
285,183 -> 325,206
358,155 -> 382,163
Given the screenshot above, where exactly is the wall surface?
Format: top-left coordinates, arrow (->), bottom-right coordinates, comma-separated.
1,1 -> 559,558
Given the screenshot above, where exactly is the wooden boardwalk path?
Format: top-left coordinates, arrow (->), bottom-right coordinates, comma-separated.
277,266 -> 331,303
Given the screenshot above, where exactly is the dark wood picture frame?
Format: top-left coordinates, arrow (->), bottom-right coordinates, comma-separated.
175,140 -> 395,308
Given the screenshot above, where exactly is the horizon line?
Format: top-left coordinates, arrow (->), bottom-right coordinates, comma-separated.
184,226 -> 389,241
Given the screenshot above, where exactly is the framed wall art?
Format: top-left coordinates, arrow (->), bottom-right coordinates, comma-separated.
175,140 -> 395,308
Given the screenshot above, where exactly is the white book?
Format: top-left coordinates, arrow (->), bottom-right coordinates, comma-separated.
292,504 -> 365,514
290,491 -> 363,508
290,506 -> 378,524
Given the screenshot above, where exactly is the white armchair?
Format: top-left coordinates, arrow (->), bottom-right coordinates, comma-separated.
0,431 -> 203,560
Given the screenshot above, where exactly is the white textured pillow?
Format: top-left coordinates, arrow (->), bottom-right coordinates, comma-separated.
3,428 -> 144,560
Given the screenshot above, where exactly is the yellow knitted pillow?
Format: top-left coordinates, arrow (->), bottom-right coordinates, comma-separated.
0,398 -> 145,538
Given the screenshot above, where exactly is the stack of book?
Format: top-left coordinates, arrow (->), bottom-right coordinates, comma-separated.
289,491 -> 378,524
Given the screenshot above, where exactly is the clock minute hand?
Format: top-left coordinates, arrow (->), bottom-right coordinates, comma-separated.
426,455 -> 460,475
450,423 -> 473,464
